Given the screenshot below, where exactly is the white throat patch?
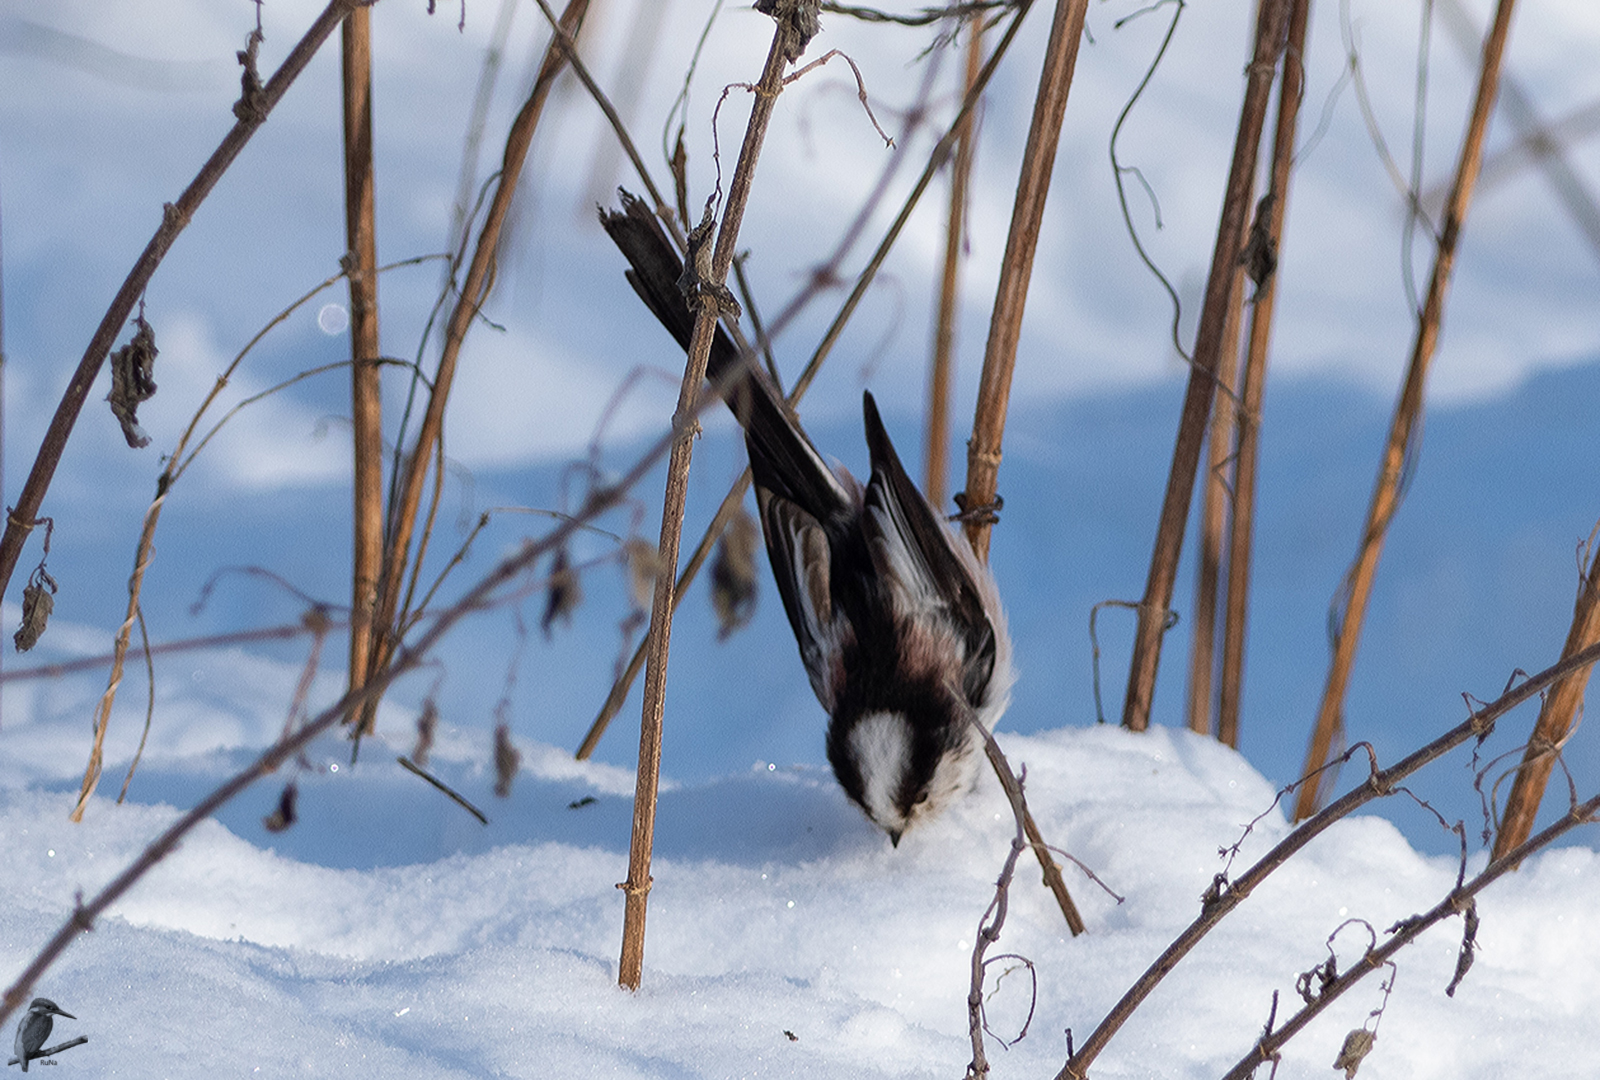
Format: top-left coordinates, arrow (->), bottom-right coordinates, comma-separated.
847,712 -> 912,832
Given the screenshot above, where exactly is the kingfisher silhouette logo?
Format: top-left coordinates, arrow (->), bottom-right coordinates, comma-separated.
9,999 -> 85,1072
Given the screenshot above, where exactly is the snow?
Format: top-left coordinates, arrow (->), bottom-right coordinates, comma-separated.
3,710 -> 1597,1078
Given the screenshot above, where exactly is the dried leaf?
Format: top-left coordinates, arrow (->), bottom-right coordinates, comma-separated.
233,25 -> 267,122
494,723 -> 520,798
676,206 -> 740,318
412,699 -> 439,768
1332,1028 -> 1375,1078
1241,192 -> 1279,290
711,507 -> 759,639
263,782 -> 298,833
541,547 -> 582,637
1445,899 -> 1479,997
623,537 -> 663,613
670,127 -> 691,233
754,0 -> 821,62
107,317 -> 159,448
14,567 -> 58,652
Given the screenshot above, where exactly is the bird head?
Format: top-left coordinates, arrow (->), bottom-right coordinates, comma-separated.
24,1001 -> 73,1021
831,705 -> 982,845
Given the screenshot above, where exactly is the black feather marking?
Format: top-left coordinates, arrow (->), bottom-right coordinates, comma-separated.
598,191 -> 848,521
859,392 -> 995,706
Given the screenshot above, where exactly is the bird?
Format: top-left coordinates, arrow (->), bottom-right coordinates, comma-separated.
600,192 -> 1014,843
12,998 -> 74,1073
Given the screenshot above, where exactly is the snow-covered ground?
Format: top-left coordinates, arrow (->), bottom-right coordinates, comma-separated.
3,697 -> 1596,1078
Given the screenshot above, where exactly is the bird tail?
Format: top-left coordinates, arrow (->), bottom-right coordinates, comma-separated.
598,191 -> 851,516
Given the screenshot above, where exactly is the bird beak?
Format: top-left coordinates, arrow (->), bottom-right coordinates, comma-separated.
888,828 -> 903,848
49,1007 -> 75,1020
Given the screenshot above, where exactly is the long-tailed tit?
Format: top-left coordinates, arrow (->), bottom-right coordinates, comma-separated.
600,194 -> 1013,843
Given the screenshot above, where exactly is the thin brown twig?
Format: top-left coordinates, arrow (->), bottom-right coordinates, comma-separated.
1,621 -> 349,683
528,0 -> 683,247
966,732 -> 1030,1079
1296,0 -> 1519,820
47,248 -> 432,812
342,3 -> 384,731
960,0 -> 1091,563
822,0 -> 1013,26
1058,636 -> 1600,1078
0,0 -> 365,602
113,607 -> 157,805
1120,0 -> 1292,731
71,494 -> 165,821
1493,522 -> 1600,859
397,755 -> 489,824
789,0 -> 1036,404
1219,0 -> 1313,751
619,7 -> 802,995
927,17 -> 983,510
1182,262 -> 1245,738
360,0 -> 592,733
984,736 -> 1086,935
1219,790 -> 1600,1080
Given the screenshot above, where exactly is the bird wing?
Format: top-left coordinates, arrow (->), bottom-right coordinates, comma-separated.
859,392 -> 997,708
755,486 -> 852,711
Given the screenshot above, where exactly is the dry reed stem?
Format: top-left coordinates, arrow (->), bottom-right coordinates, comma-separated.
1120,0 -> 1292,732
343,5 -> 385,729
1060,635 -> 1600,1079
960,0 -> 1090,563
0,0 -> 363,601
1295,0 -> 1519,820
1492,532 -> 1600,859
1218,0 -> 1312,752
1219,790 -> 1600,1080
926,19 -> 983,510
1183,265 -> 1245,737
360,0 -> 590,730
619,16 -> 798,994
983,735 -> 1085,936
68,498 -> 163,821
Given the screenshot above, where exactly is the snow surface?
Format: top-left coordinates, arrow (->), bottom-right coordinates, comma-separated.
3,707 -> 1597,1079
